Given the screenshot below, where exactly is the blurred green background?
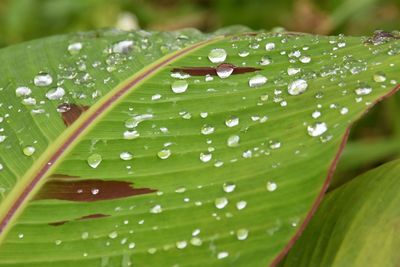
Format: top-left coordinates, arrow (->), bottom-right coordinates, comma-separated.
0,0 -> 399,186
1,0 -> 400,48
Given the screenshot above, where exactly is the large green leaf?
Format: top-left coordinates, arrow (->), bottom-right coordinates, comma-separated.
280,158 -> 400,267
0,28 -> 398,266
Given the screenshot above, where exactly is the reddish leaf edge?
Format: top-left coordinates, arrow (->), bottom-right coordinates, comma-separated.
270,83 -> 400,267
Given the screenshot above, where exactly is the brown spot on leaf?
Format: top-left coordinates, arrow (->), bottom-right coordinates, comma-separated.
172,63 -> 260,76
57,103 -> 89,126
36,176 -> 156,202
48,213 -> 110,227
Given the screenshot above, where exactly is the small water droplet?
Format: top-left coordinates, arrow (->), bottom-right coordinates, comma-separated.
265,42 -> 275,51
312,110 -> 321,119
307,122 -> 328,137
208,48 -> 227,63
157,149 -> 171,159
340,107 -> 349,115
266,181 -> 277,192
15,86 -> 32,97
223,182 -> 236,193
236,228 -> 249,240
23,146 -> 35,156
190,237 -> 202,246
176,240 -> 187,249
236,200 -> 247,210
288,79 -> 308,95
287,67 -> 301,76
227,135 -> 240,147
171,80 -> 188,94
120,152 -> 133,161
249,74 -> 267,87
215,197 -> 228,209
355,85 -> 372,96
201,124 -> 215,135
217,251 -> 229,259
108,231 -> 118,239
45,87 -> 65,100
87,153 -> 102,168
373,72 -> 386,83
225,116 -> 239,127
68,42 -> 83,55
150,204 -> 162,214
34,72 -> 53,87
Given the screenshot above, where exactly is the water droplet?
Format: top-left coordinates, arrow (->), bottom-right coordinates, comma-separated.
287,67 -> 300,76
45,87 -> 65,100
227,135 -> 240,147
355,85 -> 372,96
217,251 -> 229,259
120,152 -> 133,161
288,79 -> 308,95
81,232 -> 89,240
23,146 -> 35,156
225,116 -> 239,127
223,182 -> 236,193
200,152 -> 212,162
249,74 -> 267,87
236,200 -> 247,210
238,50 -> 249,57
128,242 -> 136,249
208,48 -> 227,63
108,231 -> 118,239
215,197 -> 228,209
87,153 -> 102,168
123,130 -> 139,140
157,149 -> 171,159
216,64 -> 234,79
150,204 -> 162,214
171,80 -> 188,94
190,237 -> 202,246
312,111 -> 321,119
266,181 -> 277,192
265,42 -> 275,51
340,107 -> 349,115
68,42 -> 83,55
15,86 -> 32,97
299,56 -> 311,63
34,72 -> 53,87
307,122 -> 328,137
373,72 -> 386,83
269,140 -> 281,150
236,228 -> 249,240
176,240 -> 187,249
201,124 -> 215,135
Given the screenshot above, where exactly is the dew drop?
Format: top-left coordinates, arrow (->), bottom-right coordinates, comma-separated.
225,116 -> 239,127
288,79 -> 308,95
123,130 -> 139,140
312,111 -> 321,119
307,122 -> 328,137
150,204 -> 162,214
200,152 -> 212,162
15,86 -> 32,97
34,72 -> 53,87
23,146 -> 35,156
216,64 -> 234,79
287,67 -> 301,76
87,153 -> 102,168
171,80 -> 188,94
157,149 -> 171,159
190,237 -> 202,246
355,85 -> 372,96
227,135 -> 240,147
112,40 -> 134,54
236,228 -> 249,240
265,42 -> 275,51
176,240 -> 187,249
266,181 -> 277,192
120,152 -> 133,161
208,48 -> 227,63
68,42 -> 83,55
236,200 -> 247,210
217,251 -> 229,259
373,72 -> 386,83
340,107 -> 349,115
223,182 -> 236,193
215,197 -> 228,209
108,231 -> 118,239
249,74 -> 267,87
45,87 -> 65,100
201,124 -> 215,135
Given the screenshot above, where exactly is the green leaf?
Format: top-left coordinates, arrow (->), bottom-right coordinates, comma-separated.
280,158 -> 400,267
0,28 -> 398,266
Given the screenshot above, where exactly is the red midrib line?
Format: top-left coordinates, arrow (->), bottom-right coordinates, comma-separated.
0,38 -> 218,234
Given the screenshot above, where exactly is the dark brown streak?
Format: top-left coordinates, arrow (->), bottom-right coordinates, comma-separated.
35,179 -> 156,202
48,213 -> 109,227
171,63 -> 261,76
58,103 -> 90,126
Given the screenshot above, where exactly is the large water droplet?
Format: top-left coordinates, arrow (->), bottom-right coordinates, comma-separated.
200,152 -> 212,162
15,86 -> 31,97
87,153 -> 102,168
34,73 -> 53,87
201,124 -> 215,135
120,152 -> 133,161
215,197 -> 228,209
307,122 -> 328,137
216,64 -> 234,79
225,116 -> 239,127
373,72 -> 386,83
288,79 -> 308,95
45,87 -> 65,100
157,149 -> 171,159
265,42 -> 275,51
249,74 -> 267,87
123,130 -> 139,140
112,40 -> 134,54
208,48 -> 227,63
354,85 -> 372,95
171,80 -> 188,94
227,135 -> 240,147
266,181 -> 277,192
23,146 -> 35,156
176,240 -> 187,249
223,182 -> 236,193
